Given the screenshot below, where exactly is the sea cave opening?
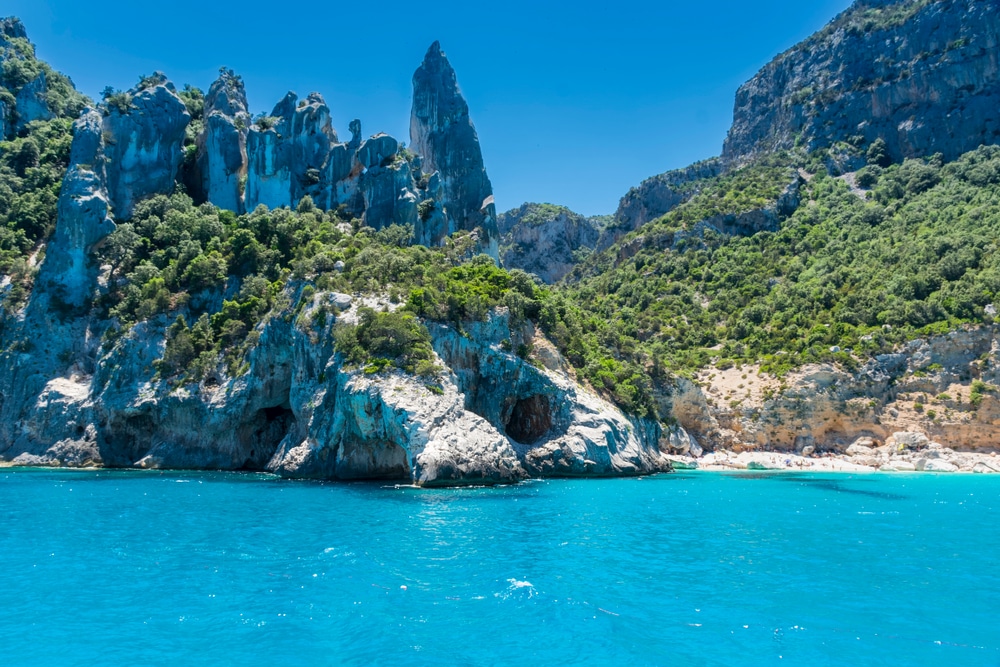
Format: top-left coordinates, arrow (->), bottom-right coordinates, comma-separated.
242,404 -> 296,469
505,395 -> 552,445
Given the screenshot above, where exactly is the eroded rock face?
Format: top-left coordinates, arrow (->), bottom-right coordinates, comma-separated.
411,42 -> 499,258
723,0 -> 1000,165
40,109 -> 115,308
197,70 -> 249,212
665,325 -> 1000,459
245,91 -> 338,211
0,289 -> 674,484
498,203 -> 601,283
102,74 -> 190,219
14,71 -> 54,131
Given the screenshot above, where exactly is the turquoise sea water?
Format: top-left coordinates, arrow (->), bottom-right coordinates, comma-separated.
1,469 -> 998,666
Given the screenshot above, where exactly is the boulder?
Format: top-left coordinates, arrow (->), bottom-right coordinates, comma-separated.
846,442 -> 875,456
888,431 -> 930,451
880,461 -> 917,472
920,459 -> 959,473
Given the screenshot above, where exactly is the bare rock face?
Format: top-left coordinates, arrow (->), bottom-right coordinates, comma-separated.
196,69 -> 249,212
0,287 -> 674,485
244,92 -> 338,211
410,42 -> 499,258
428,312 -> 674,477
498,203 -> 601,283
102,74 -> 190,219
13,71 -> 54,131
665,325 -> 1000,463
41,109 -> 115,307
723,0 -> 1000,165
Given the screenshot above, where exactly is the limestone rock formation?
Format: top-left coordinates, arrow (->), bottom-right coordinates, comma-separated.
0,17 -> 86,136
0,290 -> 673,485
663,325 -> 1000,461
40,109 -> 115,307
13,71 -> 54,131
498,203 -> 602,283
410,41 -> 499,257
723,0 -> 1000,165
196,69 -> 249,212
607,159 -> 724,248
244,91 -> 338,211
102,73 -> 190,219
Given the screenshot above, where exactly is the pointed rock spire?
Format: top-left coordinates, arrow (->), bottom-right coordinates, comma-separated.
410,41 -> 498,258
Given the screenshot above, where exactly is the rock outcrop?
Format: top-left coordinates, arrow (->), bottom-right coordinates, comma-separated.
102,73 -> 190,219
608,158 -> 724,248
245,91 -> 338,212
661,325 -> 1000,464
0,288 -> 674,484
196,69 -> 249,212
723,0 -> 1000,165
40,108 -> 115,308
410,42 -> 500,258
13,71 -> 54,131
498,203 -> 602,283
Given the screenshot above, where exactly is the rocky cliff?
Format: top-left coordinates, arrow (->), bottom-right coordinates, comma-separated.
0,17 -> 86,138
723,0 -> 1000,165
608,159 -> 724,247
195,69 -> 249,213
1,281 -> 674,484
661,325 -> 1000,473
103,74 -> 190,219
0,23 -> 672,484
497,204 -> 603,283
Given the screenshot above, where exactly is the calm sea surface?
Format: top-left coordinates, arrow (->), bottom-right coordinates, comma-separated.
1,468 -> 998,666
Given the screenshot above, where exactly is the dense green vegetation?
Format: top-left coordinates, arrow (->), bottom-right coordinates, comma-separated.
546,145 -> 1000,392
333,308 -> 438,377
0,36 -> 88,303
98,193 -> 546,382
5,2 -> 1000,421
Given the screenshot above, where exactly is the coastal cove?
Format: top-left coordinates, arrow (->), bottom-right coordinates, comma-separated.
2,468 -> 998,666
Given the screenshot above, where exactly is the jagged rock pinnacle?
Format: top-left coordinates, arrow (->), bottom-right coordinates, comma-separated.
410,41 -> 499,258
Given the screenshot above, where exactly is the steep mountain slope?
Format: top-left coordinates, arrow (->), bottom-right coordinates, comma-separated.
723,0 -> 1000,165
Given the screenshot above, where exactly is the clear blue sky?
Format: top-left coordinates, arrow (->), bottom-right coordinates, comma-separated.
8,0 -> 852,216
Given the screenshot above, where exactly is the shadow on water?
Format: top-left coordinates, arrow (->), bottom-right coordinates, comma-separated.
704,471 -> 910,500
775,475 -> 908,500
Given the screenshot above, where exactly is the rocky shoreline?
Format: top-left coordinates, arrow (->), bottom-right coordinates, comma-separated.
668,430 -> 1000,474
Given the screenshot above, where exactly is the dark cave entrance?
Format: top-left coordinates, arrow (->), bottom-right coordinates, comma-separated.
243,404 -> 296,470
505,395 -> 552,445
